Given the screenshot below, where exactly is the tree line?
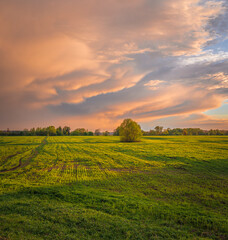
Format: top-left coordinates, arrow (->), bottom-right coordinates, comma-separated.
0,124 -> 228,136
141,126 -> 228,136
113,125 -> 228,136
0,126 -> 110,136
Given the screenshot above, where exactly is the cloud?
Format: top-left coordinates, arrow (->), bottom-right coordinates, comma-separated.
181,50 -> 228,65
141,113 -> 228,130
206,0 -> 228,40
0,0 -> 227,130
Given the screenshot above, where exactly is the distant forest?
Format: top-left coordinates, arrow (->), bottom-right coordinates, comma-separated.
0,125 -> 228,136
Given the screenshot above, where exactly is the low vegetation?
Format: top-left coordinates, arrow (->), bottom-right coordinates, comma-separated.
0,135 -> 227,239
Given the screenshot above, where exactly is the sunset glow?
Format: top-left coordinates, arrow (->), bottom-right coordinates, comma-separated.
0,0 -> 227,130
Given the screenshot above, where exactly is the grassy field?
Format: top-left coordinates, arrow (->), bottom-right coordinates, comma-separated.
0,136 -> 227,240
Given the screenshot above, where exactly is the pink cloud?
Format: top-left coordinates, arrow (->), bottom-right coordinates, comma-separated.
0,0 -> 227,130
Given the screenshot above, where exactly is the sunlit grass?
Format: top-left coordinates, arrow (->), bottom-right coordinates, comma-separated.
0,136 -> 227,239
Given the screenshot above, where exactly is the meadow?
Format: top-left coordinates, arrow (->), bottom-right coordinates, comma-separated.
0,136 -> 227,240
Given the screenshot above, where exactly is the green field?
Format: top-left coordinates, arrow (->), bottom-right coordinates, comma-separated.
0,136 -> 227,240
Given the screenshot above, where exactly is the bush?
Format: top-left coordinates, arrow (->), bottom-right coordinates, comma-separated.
119,119 -> 142,142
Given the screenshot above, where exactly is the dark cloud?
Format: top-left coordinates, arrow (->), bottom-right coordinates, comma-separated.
206,1 -> 228,38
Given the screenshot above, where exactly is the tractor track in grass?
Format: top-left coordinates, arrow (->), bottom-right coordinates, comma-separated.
0,148 -> 33,168
0,153 -> 18,167
0,137 -> 47,173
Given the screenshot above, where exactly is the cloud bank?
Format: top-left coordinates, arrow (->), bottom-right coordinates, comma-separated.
0,0 -> 227,130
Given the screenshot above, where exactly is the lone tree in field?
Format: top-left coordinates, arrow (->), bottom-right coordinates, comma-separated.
119,119 -> 142,142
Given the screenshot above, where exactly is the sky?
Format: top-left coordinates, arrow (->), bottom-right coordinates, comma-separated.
0,0 -> 228,131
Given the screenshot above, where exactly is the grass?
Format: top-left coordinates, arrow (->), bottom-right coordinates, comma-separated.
0,136 -> 227,239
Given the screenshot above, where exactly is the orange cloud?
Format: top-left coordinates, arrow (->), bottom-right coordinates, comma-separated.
0,0 -> 227,130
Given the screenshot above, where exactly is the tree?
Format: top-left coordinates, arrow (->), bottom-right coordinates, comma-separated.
162,129 -> 169,135
47,126 -> 56,136
23,128 -> 30,136
35,127 -> 42,136
77,128 -> 87,135
41,128 -> 48,136
71,129 -> 80,136
30,128 -> 36,136
155,126 -> 163,135
148,129 -> 156,135
88,131 -> 94,136
94,129 -> 101,136
183,129 -> 187,135
103,131 -> 109,136
56,126 -> 63,136
71,128 -> 88,136
119,119 -> 142,142
113,126 -> 120,136
63,126 -> 70,135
